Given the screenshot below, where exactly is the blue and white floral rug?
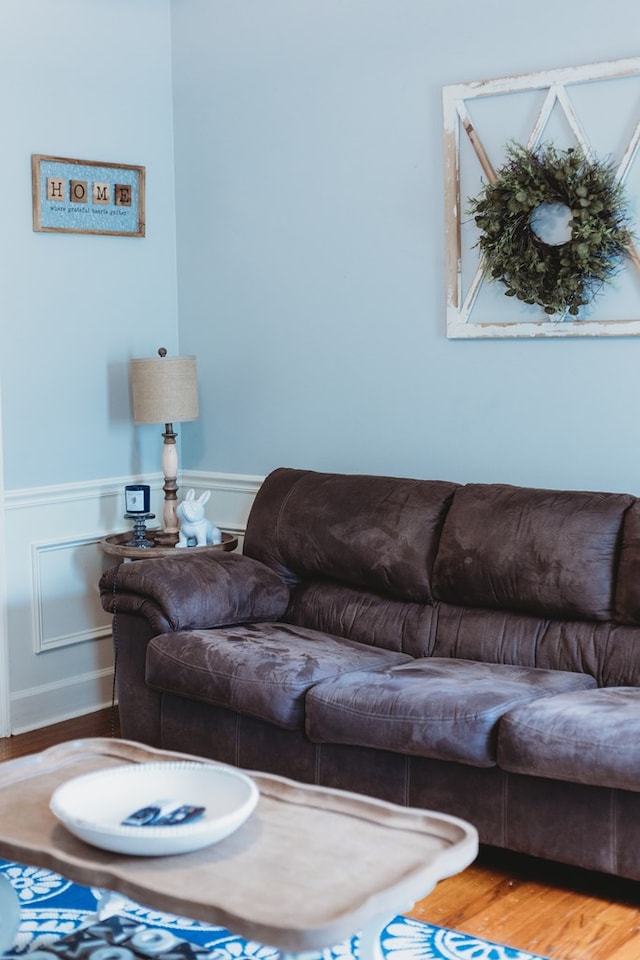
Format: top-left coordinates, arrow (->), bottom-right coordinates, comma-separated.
0,860 -> 547,960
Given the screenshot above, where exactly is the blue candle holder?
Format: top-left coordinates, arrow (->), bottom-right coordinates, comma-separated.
125,512 -> 156,548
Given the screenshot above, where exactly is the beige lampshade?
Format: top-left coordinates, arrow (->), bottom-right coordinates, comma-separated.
130,353 -> 199,425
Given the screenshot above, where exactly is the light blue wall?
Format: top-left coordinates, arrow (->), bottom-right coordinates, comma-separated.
3,1 -> 640,495
172,0 -> 640,494
0,0 -> 178,490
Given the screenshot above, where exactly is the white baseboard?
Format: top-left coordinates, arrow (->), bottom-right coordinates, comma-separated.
10,667 -> 116,735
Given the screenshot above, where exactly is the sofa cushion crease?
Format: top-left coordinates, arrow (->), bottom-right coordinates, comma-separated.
286,580 -> 436,656
430,603 -> 629,685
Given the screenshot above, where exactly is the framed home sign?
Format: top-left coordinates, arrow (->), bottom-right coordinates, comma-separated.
32,155 -> 145,237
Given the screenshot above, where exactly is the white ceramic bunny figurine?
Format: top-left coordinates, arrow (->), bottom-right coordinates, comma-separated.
176,489 -> 222,547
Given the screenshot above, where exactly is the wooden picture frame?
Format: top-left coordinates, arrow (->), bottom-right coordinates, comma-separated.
443,58 -> 640,338
32,155 -> 145,237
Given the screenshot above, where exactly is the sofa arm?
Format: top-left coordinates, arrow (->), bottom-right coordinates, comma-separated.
99,551 -> 291,635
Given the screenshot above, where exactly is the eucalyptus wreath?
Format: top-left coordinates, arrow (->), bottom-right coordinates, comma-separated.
468,142 -> 632,317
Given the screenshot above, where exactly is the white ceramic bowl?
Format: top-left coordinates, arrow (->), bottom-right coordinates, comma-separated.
49,762 -> 259,856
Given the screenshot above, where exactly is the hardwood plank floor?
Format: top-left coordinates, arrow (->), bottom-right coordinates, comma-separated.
0,708 -> 120,761
1,709 -> 639,960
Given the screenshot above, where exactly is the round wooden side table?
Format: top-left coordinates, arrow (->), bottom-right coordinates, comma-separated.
100,530 -> 238,562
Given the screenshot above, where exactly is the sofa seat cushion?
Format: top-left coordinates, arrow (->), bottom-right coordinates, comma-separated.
498,687 -> 640,791
146,623 -> 412,731
305,658 -> 597,767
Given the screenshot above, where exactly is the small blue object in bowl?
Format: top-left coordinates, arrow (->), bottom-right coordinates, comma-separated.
121,800 -> 205,827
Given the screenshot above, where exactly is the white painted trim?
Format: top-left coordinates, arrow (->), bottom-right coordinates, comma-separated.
3,473 -> 155,733
182,470 -> 264,495
4,469 -> 264,732
4,473 -> 164,510
3,470 -> 262,511
35,624 -> 111,653
31,534 -> 112,653
10,666 -> 115,735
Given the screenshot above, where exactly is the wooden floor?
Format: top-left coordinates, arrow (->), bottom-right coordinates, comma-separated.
2,709 -> 639,960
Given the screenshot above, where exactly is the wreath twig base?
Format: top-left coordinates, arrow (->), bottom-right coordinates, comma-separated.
468,143 -> 632,318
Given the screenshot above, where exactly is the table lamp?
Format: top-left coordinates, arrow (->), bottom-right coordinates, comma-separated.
130,347 -> 199,546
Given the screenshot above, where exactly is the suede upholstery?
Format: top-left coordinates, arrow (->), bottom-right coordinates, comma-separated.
305,658 -> 596,766
432,484 -> 631,621
99,467 -> 640,880
146,623 -> 411,729
498,687 -> 640,791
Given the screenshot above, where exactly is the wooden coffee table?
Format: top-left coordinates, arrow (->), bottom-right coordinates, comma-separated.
0,738 -> 478,958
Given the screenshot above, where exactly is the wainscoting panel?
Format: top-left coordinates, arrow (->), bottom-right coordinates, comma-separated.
31,537 -> 112,654
3,471 -> 263,733
4,476 -> 142,734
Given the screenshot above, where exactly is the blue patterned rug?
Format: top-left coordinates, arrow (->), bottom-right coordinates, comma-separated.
0,859 -> 547,960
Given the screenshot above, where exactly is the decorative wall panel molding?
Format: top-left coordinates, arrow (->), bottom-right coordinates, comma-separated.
31,536 -> 112,653
443,57 -> 640,338
3,471 -> 263,733
4,475 -> 148,733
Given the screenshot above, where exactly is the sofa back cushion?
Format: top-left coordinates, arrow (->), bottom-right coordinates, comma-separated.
244,468 -> 458,604
615,500 -> 640,624
432,483 -> 633,622
285,582 -> 436,655
244,470 -> 640,677
430,602 -> 640,686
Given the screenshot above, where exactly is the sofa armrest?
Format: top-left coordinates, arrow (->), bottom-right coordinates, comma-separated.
99,551 -> 291,635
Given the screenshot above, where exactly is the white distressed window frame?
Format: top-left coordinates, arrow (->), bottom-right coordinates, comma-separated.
443,57 -> 640,339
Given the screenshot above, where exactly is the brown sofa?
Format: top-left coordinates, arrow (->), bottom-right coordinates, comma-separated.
99,467 -> 640,880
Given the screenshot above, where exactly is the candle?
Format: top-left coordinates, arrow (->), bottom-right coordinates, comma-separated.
125,484 -> 151,514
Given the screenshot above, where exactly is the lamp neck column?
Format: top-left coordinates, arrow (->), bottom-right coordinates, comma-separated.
157,422 -> 180,543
